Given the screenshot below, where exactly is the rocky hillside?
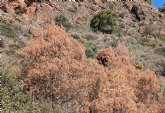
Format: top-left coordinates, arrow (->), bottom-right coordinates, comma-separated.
0,0 -> 165,112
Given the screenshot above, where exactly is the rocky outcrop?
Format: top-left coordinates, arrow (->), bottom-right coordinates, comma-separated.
131,4 -> 145,21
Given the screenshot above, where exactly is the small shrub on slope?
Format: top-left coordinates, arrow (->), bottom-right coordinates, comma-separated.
0,18 -> 22,39
155,47 -> 165,57
138,37 -> 156,48
55,15 -> 73,31
90,9 -> 117,34
1,64 -> 51,112
159,3 -> 165,14
144,0 -> 151,5
159,35 -> 165,42
85,43 -> 97,58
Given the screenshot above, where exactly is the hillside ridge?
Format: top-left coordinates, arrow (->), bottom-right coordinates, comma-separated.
0,0 -> 165,112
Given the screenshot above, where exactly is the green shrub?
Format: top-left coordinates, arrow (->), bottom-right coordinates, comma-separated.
68,7 -> 77,13
156,61 -> 165,76
110,39 -> 119,48
1,64 -> 53,112
90,9 -> 117,34
71,34 -> 86,44
144,0 -> 151,4
0,18 -> 22,38
138,37 -> 156,48
85,44 -> 97,58
142,26 -> 156,37
9,44 -> 21,51
82,16 -> 88,21
112,25 -> 123,37
159,3 -> 165,13
155,47 -> 165,56
54,15 -> 73,31
71,34 -> 81,40
159,35 -> 165,42
1,43 -> 22,58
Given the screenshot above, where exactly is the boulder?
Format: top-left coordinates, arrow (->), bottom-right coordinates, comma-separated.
131,4 -> 145,21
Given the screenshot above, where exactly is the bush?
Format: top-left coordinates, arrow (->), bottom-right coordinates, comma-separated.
142,26 -> 156,37
138,37 -> 156,48
112,25 -> 123,37
0,18 -> 22,38
54,15 -> 73,31
21,25 -> 165,113
68,7 -> 77,13
1,64 -> 53,112
159,35 -> 165,42
144,0 -> 151,4
159,3 -> 165,13
156,61 -> 165,76
90,9 -> 117,34
71,34 -> 81,40
85,44 -> 97,58
155,47 -> 165,56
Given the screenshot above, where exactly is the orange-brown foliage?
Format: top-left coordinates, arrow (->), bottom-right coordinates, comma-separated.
21,25 -> 165,113
1,0 -> 37,15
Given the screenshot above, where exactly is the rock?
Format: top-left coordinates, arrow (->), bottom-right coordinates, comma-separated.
0,39 -> 5,48
131,4 -> 145,21
0,0 -> 8,12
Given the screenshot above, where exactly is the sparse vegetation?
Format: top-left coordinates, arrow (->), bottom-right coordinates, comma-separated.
2,43 -> 22,58
144,0 -> 151,5
138,37 -> 156,48
110,39 -> 119,48
155,47 -> 165,56
112,25 -> 123,37
85,43 -> 97,58
159,35 -> 165,42
90,9 -> 117,34
1,64 -> 54,112
68,7 -> 77,13
71,34 -> 81,40
156,61 -> 165,76
9,44 -> 21,51
142,26 -> 157,37
54,15 -> 73,31
0,18 -> 22,38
